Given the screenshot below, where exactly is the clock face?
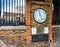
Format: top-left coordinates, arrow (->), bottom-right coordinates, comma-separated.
33,9 -> 47,23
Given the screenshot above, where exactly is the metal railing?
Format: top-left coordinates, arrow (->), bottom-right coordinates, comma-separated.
0,0 -> 26,26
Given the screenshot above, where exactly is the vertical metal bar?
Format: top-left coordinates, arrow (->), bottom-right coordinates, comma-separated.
0,0 -> 1,17
2,0 -> 3,25
12,0 -> 14,24
24,0 -> 26,24
14,0 -> 15,25
1,0 -> 3,25
3,0 -> 4,25
17,0 -> 18,20
6,0 -> 7,25
20,0 -> 22,25
17,0 -> 18,25
9,0 -> 10,25
9,0 -> 12,25
17,0 -> 20,25
0,0 -> 1,26
17,1 -> 20,17
13,0 -> 15,25
18,0 -> 20,25
12,0 -> 13,25
16,0 -> 18,25
24,0 -> 25,24
22,0 -> 25,25
22,0 -> 23,25
16,0 -> 18,15
10,0 -> 13,25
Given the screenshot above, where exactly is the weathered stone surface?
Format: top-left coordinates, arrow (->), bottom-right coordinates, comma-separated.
52,27 -> 60,47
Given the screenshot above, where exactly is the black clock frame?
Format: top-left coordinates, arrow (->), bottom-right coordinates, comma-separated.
33,8 -> 47,24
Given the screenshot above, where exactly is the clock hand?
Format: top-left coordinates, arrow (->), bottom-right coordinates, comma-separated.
39,12 -> 43,20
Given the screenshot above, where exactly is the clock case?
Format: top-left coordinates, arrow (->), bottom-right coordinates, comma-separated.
30,0 -> 52,42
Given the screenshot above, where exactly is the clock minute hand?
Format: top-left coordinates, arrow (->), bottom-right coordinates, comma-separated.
39,12 -> 43,20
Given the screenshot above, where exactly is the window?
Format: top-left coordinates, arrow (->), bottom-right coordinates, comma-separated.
31,27 -> 37,35
0,0 -> 26,26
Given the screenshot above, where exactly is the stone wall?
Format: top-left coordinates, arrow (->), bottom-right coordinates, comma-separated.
52,27 -> 60,47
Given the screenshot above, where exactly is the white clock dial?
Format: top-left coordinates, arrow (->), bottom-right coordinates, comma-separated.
33,9 -> 47,23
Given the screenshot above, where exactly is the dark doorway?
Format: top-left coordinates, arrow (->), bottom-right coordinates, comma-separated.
52,0 -> 60,25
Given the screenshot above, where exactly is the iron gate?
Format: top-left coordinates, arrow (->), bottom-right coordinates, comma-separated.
0,0 -> 26,26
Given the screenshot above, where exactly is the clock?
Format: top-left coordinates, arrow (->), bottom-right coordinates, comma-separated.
33,9 -> 47,23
